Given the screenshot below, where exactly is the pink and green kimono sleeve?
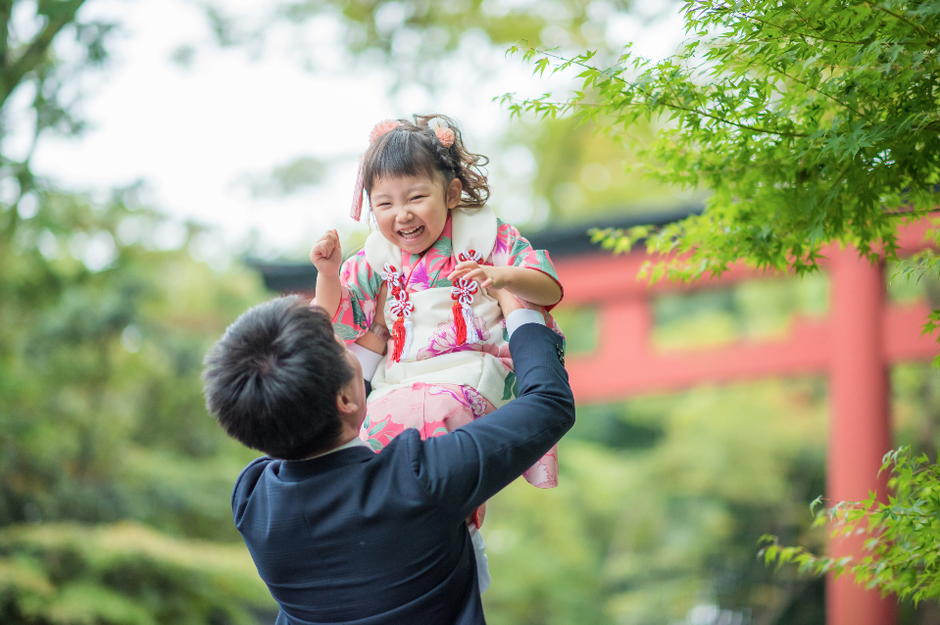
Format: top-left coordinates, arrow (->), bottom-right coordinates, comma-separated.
329,249 -> 385,344
491,218 -> 564,311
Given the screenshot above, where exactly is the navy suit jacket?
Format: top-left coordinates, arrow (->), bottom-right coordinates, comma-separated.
231,324 -> 574,625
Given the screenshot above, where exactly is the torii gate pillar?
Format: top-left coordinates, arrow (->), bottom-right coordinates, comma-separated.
828,249 -> 895,625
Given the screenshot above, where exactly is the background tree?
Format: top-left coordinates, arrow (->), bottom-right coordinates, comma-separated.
503,0 -> 940,612
216,0 -> 637,79
0,2 -> 276,622
506,0 -> 940,277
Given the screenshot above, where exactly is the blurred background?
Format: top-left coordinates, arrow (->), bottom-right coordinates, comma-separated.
2,0 -> 939,624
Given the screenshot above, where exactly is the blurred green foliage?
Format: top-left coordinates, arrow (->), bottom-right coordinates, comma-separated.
4,1 -> 940,624
761,446 -> 940,607
652,274 -> 829,351
493,115 -> 697,227
760,361 -> 940,610
0,5 -> 276,614
549,305 -> 597,355
1,184 -> 276,622
0,522 -> 270,625
258,0 -> 636,80
507,1 -> 940,279
2,186 -> 263,533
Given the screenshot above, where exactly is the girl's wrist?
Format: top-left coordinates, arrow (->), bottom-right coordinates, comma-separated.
496,266 -> 518,293
315,271 -> 341,285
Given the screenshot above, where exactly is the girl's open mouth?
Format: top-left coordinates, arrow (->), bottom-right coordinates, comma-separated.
398,226 -> 425,240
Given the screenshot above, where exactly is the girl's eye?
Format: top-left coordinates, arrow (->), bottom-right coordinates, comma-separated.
411,195 -> 424,202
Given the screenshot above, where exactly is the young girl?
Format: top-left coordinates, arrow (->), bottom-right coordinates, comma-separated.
310,115 -> 564,587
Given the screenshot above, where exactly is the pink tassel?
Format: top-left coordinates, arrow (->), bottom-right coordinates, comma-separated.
350,154 -> 365,221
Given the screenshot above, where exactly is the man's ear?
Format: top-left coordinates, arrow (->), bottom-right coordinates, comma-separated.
446,177 -> 463,209
335,387 -> 360,417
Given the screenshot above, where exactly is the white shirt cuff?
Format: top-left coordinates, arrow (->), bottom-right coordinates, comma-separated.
348,343 -> 383,381
505,309 -> 546,340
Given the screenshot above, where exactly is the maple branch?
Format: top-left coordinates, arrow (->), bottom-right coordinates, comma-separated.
0,0 -> 86,109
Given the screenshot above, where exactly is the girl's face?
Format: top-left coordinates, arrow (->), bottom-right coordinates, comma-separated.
370,174 -> 462,255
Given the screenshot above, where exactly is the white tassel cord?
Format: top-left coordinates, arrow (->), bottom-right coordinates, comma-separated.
461,303 -> 480,344
402,317 -> 414,360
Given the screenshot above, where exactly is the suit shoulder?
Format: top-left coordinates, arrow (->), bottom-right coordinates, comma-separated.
376,430 -> 434,494
232,456 -> 273,513
376,429 -> 422,465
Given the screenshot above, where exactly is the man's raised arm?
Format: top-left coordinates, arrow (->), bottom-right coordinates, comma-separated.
410,312 -> 575,520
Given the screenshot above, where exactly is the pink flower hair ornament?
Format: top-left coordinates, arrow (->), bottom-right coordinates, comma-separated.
369,119 -> 403,144
351,119 -> 404,221
427,117 -> 455,148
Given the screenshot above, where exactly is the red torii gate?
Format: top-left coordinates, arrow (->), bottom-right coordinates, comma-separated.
253,216 -> 937,625
556,218 -> 937,625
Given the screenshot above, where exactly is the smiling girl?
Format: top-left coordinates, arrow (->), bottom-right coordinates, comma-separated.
309,117 -> 564,577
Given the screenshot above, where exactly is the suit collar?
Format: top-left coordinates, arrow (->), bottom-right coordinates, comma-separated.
309,436 -> 371,458
277,446 -> 375,481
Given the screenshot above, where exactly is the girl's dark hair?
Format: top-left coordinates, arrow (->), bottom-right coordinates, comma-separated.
362,114 -> 490,209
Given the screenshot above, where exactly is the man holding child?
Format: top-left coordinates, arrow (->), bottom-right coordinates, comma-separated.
202,291 -> 574,624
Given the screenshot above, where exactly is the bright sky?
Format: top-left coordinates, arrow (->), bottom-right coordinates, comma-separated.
18,0 -> 685,262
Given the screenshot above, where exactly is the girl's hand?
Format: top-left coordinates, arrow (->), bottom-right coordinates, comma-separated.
310,229 -> 343,275
447,261 -> 507,290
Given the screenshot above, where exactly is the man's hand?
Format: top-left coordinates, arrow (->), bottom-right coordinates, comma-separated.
447,261 -> 507,290
490,286 -> 523,316
374,284 -> 388,328
310,229 -> 343,276
351,284 -> 390,356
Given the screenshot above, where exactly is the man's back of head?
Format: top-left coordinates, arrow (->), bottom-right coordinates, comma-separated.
202,296 -> 353,459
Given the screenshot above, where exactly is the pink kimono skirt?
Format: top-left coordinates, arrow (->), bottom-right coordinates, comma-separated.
359,382 -> 560,503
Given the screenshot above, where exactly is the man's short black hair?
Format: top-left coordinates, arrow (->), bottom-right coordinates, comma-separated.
202,296 -> 354,460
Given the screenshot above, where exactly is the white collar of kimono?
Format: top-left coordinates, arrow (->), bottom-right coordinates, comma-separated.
364,206 -> 498,272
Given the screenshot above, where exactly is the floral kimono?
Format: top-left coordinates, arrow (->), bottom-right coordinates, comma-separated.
331,206 -> 563,489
